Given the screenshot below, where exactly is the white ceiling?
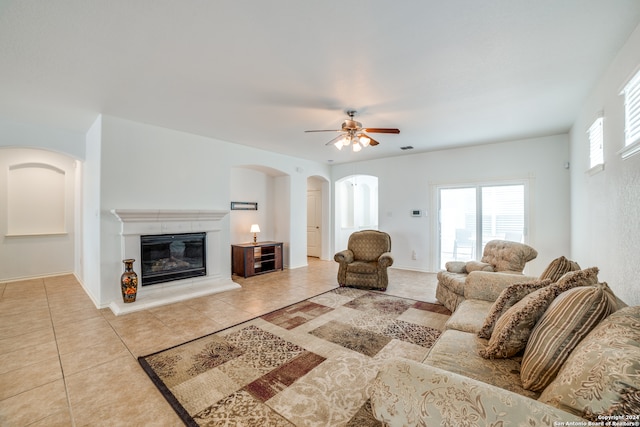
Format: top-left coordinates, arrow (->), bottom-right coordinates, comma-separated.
2,1 -> 640,164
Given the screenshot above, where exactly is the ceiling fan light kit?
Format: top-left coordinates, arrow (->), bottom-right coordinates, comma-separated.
334,133 -> 371,151
305,110 -> 400,152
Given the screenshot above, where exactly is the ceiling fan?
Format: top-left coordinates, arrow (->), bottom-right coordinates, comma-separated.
305,110 -> 400,152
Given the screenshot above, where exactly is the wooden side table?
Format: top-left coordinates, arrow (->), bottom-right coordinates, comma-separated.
231,241 -> 283,278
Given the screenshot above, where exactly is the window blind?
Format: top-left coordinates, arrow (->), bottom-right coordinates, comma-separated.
587,117 -> 604,168
623,69 -> 640,147
481,185 -> 524,241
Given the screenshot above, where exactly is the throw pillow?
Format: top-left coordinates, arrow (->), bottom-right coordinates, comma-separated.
479,267 -> 599,359
477,279 -> 552,339
539,256 -> 581,283
520,283 -> 617,391
479,286 -> 558,359
554,267 -> 599,292
539,306 -> 640,420
465,261 -> 494,273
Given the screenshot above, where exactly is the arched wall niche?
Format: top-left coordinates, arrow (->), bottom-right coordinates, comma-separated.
7,162 -> 66,235
0,147 -> 78,280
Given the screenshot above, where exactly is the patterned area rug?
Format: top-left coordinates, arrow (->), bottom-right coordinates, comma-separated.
139,288 -> 450,426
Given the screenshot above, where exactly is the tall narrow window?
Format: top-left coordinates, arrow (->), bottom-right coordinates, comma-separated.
587,116 -> 604,170
620,68 -> 640,159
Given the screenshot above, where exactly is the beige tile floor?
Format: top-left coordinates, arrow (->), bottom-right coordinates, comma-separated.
0,258 -> 439,426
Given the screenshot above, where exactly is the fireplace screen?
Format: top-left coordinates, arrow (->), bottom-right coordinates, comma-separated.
140,232 -> 207,286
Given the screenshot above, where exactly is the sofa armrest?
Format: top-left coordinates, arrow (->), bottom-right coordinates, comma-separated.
370,358 -> 584,426
465,271 -> 539,302
334,249 -> 354,264
445,261 -> 467,273
378,252 -> 394,268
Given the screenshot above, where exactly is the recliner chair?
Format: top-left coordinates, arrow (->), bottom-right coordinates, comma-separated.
334,230 -> 394,291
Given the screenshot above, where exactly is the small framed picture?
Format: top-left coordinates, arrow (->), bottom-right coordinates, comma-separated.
231,201 -> 258,210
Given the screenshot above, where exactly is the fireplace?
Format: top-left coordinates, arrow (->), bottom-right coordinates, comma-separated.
140,232 -> 207,286
111,209 -> 240,316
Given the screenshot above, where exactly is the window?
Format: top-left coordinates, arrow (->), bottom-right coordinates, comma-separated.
437,183 -> 527,269
587,116 -> 604,170
620,68 -> 640,159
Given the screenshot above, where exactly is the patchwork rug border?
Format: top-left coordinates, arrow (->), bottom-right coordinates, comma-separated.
138,356 -> 199,427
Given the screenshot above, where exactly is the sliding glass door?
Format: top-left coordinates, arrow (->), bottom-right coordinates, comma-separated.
438,183 -> 527,269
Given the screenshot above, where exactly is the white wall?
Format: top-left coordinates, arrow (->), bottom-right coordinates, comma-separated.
274,175 -> 292,267
570,23 -> 640,306
331,134 -> 571,276
230,167 -> 278,244
80,115 -> 102,306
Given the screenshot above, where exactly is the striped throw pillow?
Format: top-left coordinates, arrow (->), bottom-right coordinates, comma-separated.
539,306 -> 640,419
520,283 -> 617,391
539,256 -> 581,283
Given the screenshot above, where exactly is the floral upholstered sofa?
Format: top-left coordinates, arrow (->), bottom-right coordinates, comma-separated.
370,259 -> 640,425
436,240 -> 539,312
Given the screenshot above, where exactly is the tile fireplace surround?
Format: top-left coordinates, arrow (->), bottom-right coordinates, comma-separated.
110,209 -> 240,316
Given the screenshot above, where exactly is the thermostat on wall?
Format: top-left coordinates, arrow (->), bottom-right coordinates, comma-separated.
411,209 -> 422,217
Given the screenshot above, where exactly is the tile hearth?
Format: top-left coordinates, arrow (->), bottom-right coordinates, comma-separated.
0,259 -> 439,426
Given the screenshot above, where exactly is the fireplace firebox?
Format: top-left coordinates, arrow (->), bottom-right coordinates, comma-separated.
140,232 -> 207,286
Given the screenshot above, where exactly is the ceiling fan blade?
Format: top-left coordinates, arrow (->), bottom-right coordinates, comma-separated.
304,129 -> 342,133
366,135 -> 380,146
324,134 -> 346,146
363,128 -> 400,134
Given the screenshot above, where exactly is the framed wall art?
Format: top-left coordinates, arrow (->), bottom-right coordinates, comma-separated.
230,201 -> 258,211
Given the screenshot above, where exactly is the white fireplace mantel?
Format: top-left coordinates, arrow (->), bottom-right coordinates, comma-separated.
111,209 -> 230,237
111,209 -> 229,223
109,208 -> 238,315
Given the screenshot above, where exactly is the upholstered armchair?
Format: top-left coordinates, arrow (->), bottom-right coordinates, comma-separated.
334,230 -> 394,291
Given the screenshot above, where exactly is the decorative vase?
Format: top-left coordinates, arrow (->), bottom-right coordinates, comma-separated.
120,259 -> 138,303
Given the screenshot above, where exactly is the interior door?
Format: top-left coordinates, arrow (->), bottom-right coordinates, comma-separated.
307,190 -> 321,257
